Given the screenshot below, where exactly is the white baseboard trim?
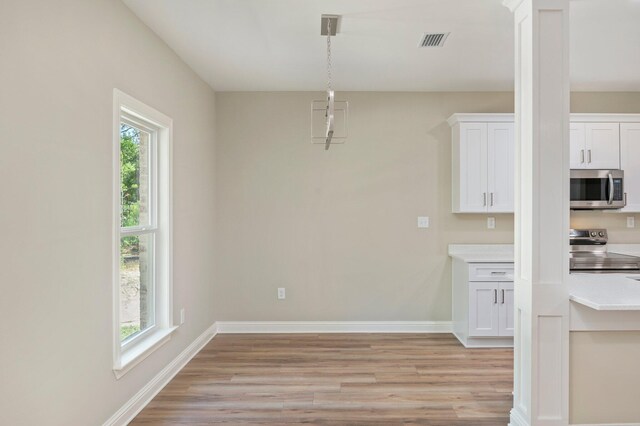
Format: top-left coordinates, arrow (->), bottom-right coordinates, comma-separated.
103,323 -> 217,426
509,407 -> 640,426
453,331 -> 514,348
572,424 -> 640,426
509,407 -> 529,426
215,321 -> 453,334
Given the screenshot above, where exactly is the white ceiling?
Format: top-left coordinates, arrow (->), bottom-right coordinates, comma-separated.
122,0 -> 640,92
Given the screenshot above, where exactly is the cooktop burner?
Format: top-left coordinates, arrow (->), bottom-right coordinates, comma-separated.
570,251 -> 640,272
570,228 -> 640,272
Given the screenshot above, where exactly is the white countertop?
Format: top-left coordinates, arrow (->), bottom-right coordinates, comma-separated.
608,244 -> 640,257
569,273 -> 640,310
448,244 -> 514,263
448,244 -> 640,310
569,244 -> 640,311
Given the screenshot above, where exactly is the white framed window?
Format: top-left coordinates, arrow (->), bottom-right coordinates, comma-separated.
112,89 -> 175,378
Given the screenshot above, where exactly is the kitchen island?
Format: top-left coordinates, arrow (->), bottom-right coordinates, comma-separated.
569,244 -> 640,313
568,270 -> 640,424
568,273 -> 640,311
565,244 -> 640,425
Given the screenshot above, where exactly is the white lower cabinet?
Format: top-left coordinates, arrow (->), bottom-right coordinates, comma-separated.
469,282 -> 500,336
498,282 -> 514,336
452,260 -> 514,347
469,282 -> 513,338
469,282 -> 513,337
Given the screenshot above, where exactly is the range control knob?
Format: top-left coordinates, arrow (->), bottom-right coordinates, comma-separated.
599,231 -> 605,237
591,231 -> 597,237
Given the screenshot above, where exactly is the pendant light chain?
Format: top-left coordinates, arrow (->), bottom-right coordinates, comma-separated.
327,19 -> 332,92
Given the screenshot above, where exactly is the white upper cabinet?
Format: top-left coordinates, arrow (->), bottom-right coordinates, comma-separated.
621,123 -> 640,212
449,114 -> 514,213
457,123 -> 488,212
449,113 -> 639,214
487,123 -> 515,213
570,123 -> 587,168
570,122 -> 620,169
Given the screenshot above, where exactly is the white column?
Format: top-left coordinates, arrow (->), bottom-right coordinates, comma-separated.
503,1 -> 570,425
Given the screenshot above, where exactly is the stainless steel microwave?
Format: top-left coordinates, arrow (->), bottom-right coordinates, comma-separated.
570,169 -> 625,209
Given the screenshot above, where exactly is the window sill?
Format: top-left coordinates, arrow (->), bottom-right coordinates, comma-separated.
113,326 -> 178,379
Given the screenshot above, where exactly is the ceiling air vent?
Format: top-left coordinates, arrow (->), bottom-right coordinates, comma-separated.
418,32 -> 450,48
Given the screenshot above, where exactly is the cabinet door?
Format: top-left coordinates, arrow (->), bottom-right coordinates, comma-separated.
498,282 -> 514,337
621,123 -> 640,212
585,123 -> 620,169
570,123 -> 586,169
459,123 -> 488,212
487,123 -> 514,212
468,282 -> 500,337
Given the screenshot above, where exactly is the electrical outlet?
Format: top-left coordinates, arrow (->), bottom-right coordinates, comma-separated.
180,308 -> 185,325
417,216 -> 429,228
487,217 -> 496,229
628,216 -> 635,228
277,288 -> 286,300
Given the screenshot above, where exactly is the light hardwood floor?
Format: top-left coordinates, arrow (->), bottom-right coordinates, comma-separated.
132,333 -> 513,425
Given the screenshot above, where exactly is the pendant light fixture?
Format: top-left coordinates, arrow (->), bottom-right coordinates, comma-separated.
321,15 -> 339,150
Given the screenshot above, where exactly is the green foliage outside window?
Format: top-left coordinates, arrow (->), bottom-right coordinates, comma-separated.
120,125 -> 140,256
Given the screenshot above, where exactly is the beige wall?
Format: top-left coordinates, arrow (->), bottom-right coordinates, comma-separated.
214,92 -> 515,321
214,91 -> 640,322
570,210 -> 640,242
570,331 -> 640,424
0,1 -> 216,425
3,0 -> 640,418
571,92 -> 640,113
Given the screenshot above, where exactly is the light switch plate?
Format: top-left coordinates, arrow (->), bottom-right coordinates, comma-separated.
180,308 -> 185,325
277,288 -> 286,300
487,217 -> 496,229
417,216 -> 429,228
628,216 -> 635,228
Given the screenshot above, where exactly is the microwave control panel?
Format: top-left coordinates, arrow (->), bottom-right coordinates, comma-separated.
613,178 -> 623,200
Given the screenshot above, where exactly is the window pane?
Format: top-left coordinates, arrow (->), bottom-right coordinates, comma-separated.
120,124 -> 151,228
120,233 -> 155,342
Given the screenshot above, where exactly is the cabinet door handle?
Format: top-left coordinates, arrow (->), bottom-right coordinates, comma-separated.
501,289 -> 505,304
494,289 -> 498,304
491,271 -> 507,275
581,149 -> 585,164
483,192 -> 487,207
490,192 -> 494,206
608,173 -> 614,205
588,149 -> 592,164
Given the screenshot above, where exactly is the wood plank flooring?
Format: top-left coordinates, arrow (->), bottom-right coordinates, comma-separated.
131,333 -> 513,425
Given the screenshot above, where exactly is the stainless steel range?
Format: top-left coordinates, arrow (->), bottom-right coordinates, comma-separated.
570,228 -> 640,272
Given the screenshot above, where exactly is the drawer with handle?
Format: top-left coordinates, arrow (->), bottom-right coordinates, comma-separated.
468,263 -> 514,281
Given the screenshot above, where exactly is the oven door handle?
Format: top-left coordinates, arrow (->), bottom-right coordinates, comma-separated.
608,173 -> 614,205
